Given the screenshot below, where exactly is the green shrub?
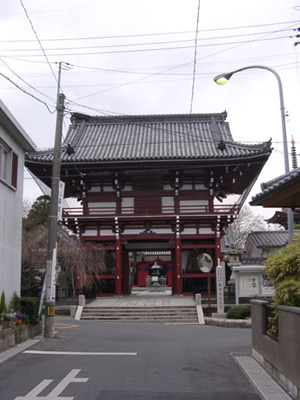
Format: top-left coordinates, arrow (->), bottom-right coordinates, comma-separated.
226,305 -> 251,320
20,297 -> 39,325
0,291 -> 7,314
10,291 -> 21,312
267,315 -> 279,341
265,235 -> 300,308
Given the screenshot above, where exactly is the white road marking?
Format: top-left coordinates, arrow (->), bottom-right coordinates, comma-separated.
14,369 -> 88,400
24,350 -> 137,356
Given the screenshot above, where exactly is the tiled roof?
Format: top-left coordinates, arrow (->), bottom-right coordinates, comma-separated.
246,230 -> 289,248
251,167 -> 300,205
26,112 -> 272,163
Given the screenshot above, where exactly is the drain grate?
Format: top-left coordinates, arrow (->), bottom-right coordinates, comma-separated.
233,354 -> 292,399
231,352 -> 251,357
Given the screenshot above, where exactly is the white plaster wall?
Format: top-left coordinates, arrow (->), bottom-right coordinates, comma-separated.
162,196 -> 174,213
180,199 -> 208,206
181,184 -> 193,190
182,228 -> 197,234
82,229 -> 98,237
199,227 -> 214,234
180,199 -> 209,213
123,229 -> 143,234
152,228 -> 173,234
122,197 -> 134,213
100,229 -> 114,236
123,185 -> 133,191
195,184 -> 206,190
103,185 -> 114,192
163,184 -> 172,190
89,185 -> 101,192
0,128 -> 25,304
88,201 -> 116,214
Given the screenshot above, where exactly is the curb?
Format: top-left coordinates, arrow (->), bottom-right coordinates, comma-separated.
205,317 -> 251,328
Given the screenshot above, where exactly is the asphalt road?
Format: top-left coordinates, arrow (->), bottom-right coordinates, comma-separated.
0,316 -> 260,400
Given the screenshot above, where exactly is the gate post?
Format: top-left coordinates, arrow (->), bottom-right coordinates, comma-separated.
174,236 -> 182,294
115,238 -> 122,295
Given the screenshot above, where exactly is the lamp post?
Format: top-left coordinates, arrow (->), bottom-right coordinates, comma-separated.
214,65 -> 294,241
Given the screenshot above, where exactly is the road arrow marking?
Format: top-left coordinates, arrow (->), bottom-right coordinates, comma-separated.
14,369 -> 88,400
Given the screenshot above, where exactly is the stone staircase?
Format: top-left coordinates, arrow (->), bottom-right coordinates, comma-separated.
80,305 -> 199,324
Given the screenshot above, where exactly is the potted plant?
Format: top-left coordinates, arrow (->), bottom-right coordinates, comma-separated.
15,311 -> 23,325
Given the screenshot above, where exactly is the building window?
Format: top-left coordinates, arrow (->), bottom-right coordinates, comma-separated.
0,141 -> 18,188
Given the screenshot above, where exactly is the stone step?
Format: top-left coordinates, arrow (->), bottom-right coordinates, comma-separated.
82,307 -> 196,312
81,316 -> 197,321
81,316 -> 198,323
81,305 -> 199,324
81,308 -> 197,315
82,313 -> 197,317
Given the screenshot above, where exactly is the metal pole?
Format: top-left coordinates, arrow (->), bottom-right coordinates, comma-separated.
215,65 -> 294,241
44,92 -> 65,338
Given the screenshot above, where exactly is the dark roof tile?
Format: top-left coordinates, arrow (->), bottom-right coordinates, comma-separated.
26,112 -> 272,164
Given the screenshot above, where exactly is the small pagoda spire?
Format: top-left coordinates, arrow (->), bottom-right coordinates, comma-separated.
291,136 -> 298,169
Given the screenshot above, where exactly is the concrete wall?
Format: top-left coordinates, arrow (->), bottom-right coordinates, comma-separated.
251,300 -> 300,399
0,102 -> 36,306
0,127 -> 25,304
0,322 -> 42,352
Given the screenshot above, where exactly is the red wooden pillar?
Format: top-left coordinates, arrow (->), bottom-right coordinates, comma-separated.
167,262 -> 172,286
75,240 -> 82,295
174,236 -> 182,294
171,251 -> 176,295
115,238 -> 122,295
122,251 -> 130,295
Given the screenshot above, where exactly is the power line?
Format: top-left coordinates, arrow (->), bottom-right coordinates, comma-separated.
190,0 -> 201,114
1,34 -> 292,58
0,70 -> 55,113
1,19 -> 299,43
19,0 -> 57,84
68,22 -> 296,103
2,49 -> 297,73
1,27 -> 294,53
0,57 -> 56,104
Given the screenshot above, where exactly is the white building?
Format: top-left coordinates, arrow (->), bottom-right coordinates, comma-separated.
0,100 -> 36,304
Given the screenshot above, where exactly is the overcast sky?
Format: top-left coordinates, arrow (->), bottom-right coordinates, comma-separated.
1,0 -> 300,217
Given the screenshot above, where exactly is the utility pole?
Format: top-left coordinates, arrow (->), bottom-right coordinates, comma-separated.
44,62 -> 65,338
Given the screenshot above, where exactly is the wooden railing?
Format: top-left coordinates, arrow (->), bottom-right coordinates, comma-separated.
62,204 -> 237,219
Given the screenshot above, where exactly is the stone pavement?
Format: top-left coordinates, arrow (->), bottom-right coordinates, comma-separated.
87,289 -> 196,308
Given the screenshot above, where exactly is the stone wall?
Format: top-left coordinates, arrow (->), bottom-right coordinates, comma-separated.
251,300 -> 300,399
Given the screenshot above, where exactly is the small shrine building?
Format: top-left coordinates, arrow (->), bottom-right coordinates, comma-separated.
25,112 -> 272,296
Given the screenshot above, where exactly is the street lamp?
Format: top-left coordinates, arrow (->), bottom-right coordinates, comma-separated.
213,65 -> 294,241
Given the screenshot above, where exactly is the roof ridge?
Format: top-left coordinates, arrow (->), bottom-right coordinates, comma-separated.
70,111 -> 228,124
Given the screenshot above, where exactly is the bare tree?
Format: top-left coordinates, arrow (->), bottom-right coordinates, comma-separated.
22,196 -> 106,296
22,224 -> 106,296
21,225 -> 47,295
228,205 -> 269,249
57,238 -> 106,294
